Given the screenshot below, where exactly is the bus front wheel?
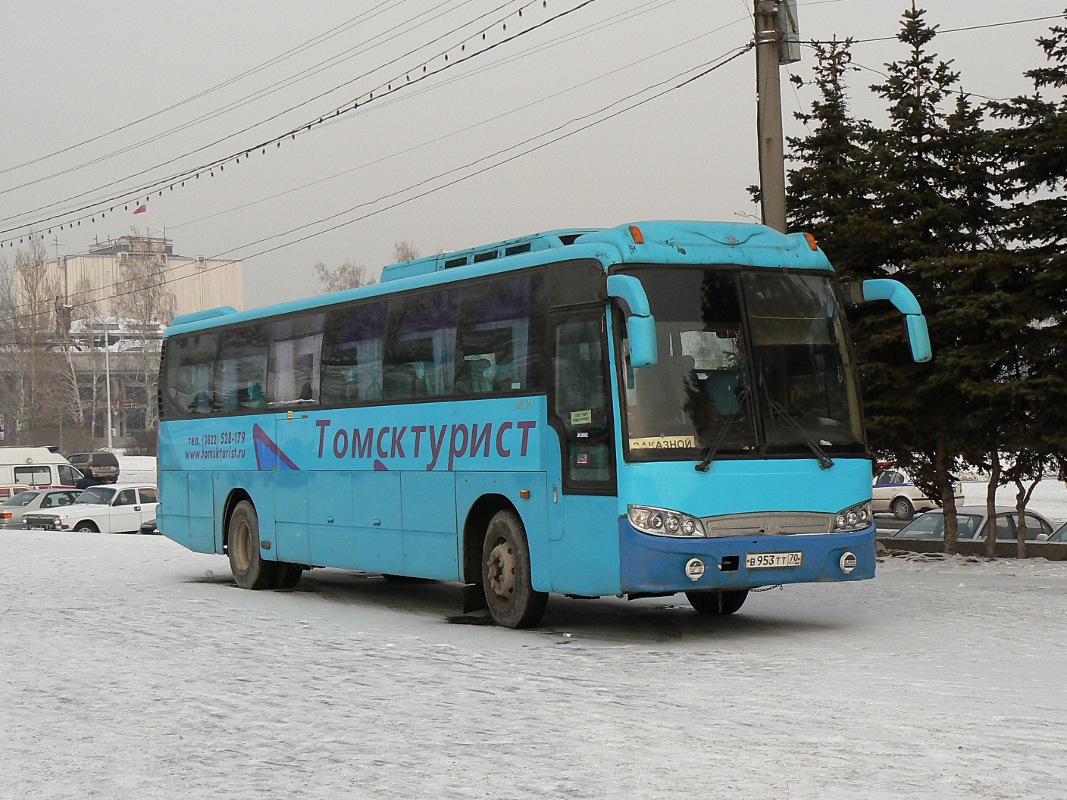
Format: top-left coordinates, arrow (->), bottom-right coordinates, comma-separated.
686,589 -> 748,616
481,510 -> 547,629
228,500 -> 278,590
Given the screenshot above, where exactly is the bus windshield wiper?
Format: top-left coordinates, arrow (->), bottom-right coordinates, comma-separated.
768,401 -> 834,470
695,387 -> 748,473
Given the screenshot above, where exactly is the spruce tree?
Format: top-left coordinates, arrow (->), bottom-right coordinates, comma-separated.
790,5 -> 1003,552
988,12 -> 1067,554
785,38 -> 872,272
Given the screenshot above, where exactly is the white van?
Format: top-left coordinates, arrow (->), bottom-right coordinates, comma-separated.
0,447 -> 84,499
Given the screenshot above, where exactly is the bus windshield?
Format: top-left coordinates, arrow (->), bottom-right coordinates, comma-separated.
619,266 -> 865,462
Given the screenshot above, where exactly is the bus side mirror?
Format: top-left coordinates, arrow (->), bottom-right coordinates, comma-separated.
606,274 -> 658,368
860,279 -> 932,364
906,315 -> 932,363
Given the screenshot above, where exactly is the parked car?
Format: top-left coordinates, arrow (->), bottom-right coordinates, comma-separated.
872,468 -> 964,521
67,452 -> 120,483
139,517 -> 160,535
0,489 -> 82,529
892,505 -> 1056,541
23,484 -> 158,534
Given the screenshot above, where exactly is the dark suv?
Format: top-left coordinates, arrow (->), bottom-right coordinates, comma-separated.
68,452 -> 120,483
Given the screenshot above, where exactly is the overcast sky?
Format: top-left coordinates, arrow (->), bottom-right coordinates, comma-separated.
3,1 -> 1064,309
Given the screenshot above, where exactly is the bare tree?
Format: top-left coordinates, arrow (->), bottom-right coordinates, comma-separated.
393,240 -> 420,263
55,265 -> 86,430
313,242 -> 418,295
113,233 -> 176,327
0,237 -> 75,443
70,274 -> 104,438
313,258 -> 376,294
111,233 -> 175,432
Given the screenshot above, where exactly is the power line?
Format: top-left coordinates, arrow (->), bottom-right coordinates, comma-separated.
805,13 -> 1064,45
20,3 -> 1052,245
0,0 -> 600,246
207,46 -> 756,263
14,44 -> 751,322
0,0 -> 519,222
0,0 -> 477,195
0,0 -> 407,178
167,6 -> 751,236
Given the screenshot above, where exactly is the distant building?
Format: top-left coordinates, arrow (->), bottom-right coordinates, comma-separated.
9,234 -> 247,448
48,234 -> 244,321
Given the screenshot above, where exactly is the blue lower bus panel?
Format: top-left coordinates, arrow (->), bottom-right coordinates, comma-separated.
618,519 -> 876,594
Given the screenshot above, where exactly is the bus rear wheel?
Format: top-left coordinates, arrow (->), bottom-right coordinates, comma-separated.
227,500 -> 278,590
686,589 -> 749,616
481,510 -> 547,629
272,563 -> 304,590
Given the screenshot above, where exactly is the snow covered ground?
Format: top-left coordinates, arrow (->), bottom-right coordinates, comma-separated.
5,455 -> 1052,797
2,529 -> 1065,799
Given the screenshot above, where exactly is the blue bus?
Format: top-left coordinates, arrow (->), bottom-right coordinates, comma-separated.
158,221 -> 930,627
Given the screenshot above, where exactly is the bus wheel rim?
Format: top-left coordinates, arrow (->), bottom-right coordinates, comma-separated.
232,520 -> 252,571
487,540 -> 517,604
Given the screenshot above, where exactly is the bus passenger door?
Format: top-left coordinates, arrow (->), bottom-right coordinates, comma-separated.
546,306 -> 620,595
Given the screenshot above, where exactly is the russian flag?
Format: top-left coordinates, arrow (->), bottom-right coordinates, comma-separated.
133,203 -> 147,214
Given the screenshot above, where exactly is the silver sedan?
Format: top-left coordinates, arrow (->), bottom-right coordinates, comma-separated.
0,489 -> 82,529
892,505 -> 1056,541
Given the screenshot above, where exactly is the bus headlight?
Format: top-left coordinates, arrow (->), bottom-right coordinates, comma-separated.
628,505 -> 705,538
833,501 -> 872,532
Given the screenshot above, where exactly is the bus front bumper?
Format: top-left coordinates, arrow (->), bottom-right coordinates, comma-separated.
618,519 -> 876,594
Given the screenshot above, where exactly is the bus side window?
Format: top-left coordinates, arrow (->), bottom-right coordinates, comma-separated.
384,288 -> 459,401
216,326 -> 268,413
161,333 -> 218,420
268,313 -> 324,406
321,302 -> 386,405
456,273 -> 544,395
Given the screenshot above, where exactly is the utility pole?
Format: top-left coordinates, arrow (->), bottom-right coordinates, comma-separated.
754,0 -> 800,233
104,324 -> 113,450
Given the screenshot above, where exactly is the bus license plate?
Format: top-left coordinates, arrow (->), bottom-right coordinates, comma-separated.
745,551 -> 802,569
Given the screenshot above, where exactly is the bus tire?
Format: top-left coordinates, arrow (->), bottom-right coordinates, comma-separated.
227,500 -> 278,590
686,589 -> 748,616
481,510 -> 547,629
891,497 -> 914,521
272,563 -> 304,590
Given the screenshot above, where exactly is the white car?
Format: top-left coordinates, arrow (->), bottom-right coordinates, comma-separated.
872,469 -> 964,521
23,484 -> 159,534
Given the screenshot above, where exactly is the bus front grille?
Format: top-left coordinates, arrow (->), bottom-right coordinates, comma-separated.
699,511 -> 836,538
